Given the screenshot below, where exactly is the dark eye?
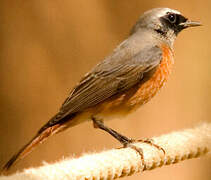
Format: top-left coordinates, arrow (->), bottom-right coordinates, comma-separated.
167,13 -> 176,23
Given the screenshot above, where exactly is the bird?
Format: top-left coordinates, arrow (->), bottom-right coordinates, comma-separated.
1,7 -> 201,173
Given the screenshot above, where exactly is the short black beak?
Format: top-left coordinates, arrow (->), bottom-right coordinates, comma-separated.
180,20 -> 202,28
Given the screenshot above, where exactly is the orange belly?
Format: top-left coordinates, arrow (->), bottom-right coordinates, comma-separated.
92,45 -> 174,119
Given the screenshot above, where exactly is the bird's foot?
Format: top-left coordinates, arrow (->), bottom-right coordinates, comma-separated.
118,138 -> 165,169
137,138 -> 165,155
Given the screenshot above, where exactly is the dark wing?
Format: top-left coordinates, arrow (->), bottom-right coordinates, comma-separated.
47,45 -> 162,127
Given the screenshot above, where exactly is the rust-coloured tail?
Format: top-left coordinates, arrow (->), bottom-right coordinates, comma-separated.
1,124 -> 62,174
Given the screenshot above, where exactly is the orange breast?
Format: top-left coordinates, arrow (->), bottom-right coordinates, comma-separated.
93,45 -> 174,118
127,45 -> 174,108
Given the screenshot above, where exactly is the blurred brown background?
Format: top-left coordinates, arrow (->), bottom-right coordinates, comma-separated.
0,0 -> 210,179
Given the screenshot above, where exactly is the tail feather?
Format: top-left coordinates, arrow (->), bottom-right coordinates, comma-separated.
1,124 -> 62,174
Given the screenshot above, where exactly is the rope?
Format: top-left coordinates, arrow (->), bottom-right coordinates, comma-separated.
1,123 -> 210,180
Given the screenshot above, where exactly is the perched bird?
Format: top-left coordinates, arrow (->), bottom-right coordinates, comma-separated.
1,7 -> 201,172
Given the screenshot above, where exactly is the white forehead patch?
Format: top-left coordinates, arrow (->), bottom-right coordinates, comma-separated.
156,8 -> 181,18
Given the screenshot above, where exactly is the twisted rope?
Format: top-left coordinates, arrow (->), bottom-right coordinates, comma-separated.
1,123 -> 210,180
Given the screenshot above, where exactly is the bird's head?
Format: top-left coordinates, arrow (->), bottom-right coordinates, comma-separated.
131,8 -> 201,45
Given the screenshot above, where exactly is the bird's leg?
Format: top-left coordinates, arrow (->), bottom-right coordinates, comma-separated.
91,117 -> 144,161
92,117 -> 133,145
92,117 -> 165,163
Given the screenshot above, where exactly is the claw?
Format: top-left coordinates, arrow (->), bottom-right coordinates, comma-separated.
117,141 -> 145,167
125,143 -> 144,162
